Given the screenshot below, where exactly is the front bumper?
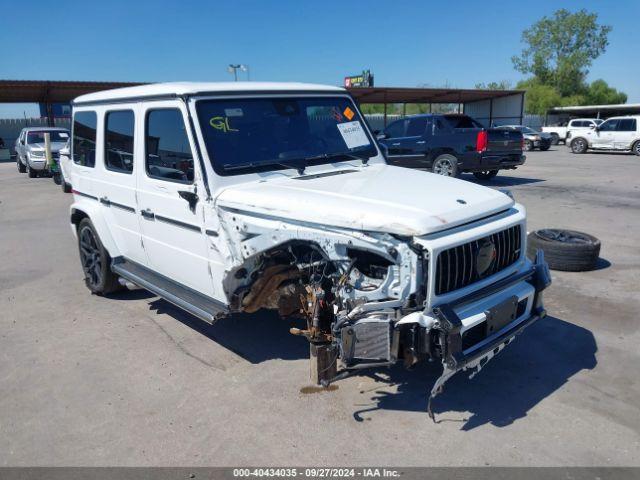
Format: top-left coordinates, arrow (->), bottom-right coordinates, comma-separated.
434,249 -> 551,370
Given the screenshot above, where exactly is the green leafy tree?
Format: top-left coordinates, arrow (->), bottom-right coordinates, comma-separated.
585,79 -> 627,105
474,81 -> 513,90
512,9 -> 611,96
516,79 -> 562,115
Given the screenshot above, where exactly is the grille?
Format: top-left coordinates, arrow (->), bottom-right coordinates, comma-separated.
435,225 -> 522,295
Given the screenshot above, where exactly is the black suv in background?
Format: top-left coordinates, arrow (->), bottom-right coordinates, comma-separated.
377,114 -> 525,180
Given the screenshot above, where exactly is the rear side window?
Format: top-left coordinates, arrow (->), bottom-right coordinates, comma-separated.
104,110 -> 135,174
617,119 -> 636,131
443,115 -> 483,129
73,111 -> 97,167
145,109 -> 194,183
406,117 -> 428,137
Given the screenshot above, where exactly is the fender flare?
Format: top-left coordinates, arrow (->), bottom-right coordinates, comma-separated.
69,201 -> 120,258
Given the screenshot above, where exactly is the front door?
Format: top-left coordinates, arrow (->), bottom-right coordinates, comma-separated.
136,102 -> 213,297
589,119 -> 618,148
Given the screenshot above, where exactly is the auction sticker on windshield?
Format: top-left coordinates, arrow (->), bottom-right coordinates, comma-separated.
337,121 -> 369,149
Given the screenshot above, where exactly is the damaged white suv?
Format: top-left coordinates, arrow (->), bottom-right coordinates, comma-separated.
66,82 -> 550,412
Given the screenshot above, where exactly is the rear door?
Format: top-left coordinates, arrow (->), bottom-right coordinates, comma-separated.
98,107 -> 147,265
612,118 -> 637,149
136,101 -> 214,297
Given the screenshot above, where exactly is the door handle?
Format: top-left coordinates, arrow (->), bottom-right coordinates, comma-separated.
416,141 -> 426,144
99,196 -> 111,206
178,190 -> 199,213
391,143 -> 401,146
141,208 -> 155,220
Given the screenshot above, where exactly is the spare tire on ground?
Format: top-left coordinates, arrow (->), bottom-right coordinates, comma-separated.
527,229 -> 601,272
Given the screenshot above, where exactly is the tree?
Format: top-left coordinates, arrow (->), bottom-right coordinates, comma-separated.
474,80 -> 513,90
512,9 -> 611,97
516,79 -> 562,115
585,79 -> 627,105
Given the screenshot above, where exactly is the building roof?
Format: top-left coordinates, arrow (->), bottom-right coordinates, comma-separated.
548,103 -> 640,113
0,80 -> 144,103
73,82 -> 345,104
347,86 -> 525,104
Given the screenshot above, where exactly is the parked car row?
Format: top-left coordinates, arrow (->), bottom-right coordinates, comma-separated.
567,116 -> 640,155
542,118 -> 604,145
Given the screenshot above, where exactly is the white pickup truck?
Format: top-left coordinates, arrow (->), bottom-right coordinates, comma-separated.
542,118 -> 603,144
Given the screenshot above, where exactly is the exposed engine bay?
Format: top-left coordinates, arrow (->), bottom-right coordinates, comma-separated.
215,207 -> 550,420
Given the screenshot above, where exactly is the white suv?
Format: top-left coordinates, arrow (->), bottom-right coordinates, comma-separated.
65,82 -> 550,405
569,116 -> 640,155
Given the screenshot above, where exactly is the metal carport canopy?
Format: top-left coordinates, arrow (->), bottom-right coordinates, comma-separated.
0,80 -> 144,103
346,86 -> 525,104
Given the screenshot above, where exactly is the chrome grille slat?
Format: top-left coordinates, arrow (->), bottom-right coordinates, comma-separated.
434,225 -> 522,296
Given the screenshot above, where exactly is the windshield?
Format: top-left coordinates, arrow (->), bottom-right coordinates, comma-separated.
521,127 -> 539,134
27,130 -> 69,144
196,96 -> 377,175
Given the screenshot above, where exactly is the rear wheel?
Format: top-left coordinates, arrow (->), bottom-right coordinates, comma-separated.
524,139 -> 534,151
473,170 -> 499,181
431,154 -> 459,177
540,145 -> 550,151
571,138 -> 588,154
17,157 -> 26,173
632,140 -> 640,156
549,133 -> 560,145
77,218 -> 121,295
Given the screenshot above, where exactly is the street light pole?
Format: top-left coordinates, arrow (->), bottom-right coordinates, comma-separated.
228,64 -> 249,81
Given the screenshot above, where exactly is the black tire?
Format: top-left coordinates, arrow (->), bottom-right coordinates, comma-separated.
549,133 -> 560,145
473,170 -> 499,181
77,218 -> 122,295
27,163 -> 37,178
524,140 -> 534,151
431,154 -> 459,177
59,169 -> 72,193
570,137 -> 588,154
527,229 -> 601,272
540,145 -> 550,151
52,173 -> 62,185
17,157 -> 27,173
632,140 -> 640,156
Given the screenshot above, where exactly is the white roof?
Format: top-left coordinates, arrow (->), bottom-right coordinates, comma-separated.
551,103 -> 640,112
74,81 -> 345,104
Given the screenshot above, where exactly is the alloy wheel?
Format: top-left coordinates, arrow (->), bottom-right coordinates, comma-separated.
434,158 -> 453,176
79,226 -> 102,288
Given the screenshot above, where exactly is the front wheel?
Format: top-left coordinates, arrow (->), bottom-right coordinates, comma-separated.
549,133 -> 560,145
77,218 -> 122,295
17,157 -> 26,173
27,163 -> 37,178
540,145 -> 550,151
524,140 -> 534,151
633,141 -> 640,156
473,170 -> 499,181
431,154 -> 459,177
59,169 -> 72,193
571,138 -> 588,154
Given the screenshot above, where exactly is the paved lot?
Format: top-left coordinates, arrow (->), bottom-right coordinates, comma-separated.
1,148 -> 639,466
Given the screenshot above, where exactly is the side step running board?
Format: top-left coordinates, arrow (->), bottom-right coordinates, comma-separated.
111,257 -> 228,324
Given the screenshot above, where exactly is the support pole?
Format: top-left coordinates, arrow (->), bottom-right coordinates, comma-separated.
383,93 -> 388,128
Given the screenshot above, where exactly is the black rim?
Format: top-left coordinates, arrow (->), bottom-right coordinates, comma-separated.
537,229 -> 591,244
79,226 -> 102,287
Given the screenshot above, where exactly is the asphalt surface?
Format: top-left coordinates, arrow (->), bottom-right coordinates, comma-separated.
1,148 -> 639,466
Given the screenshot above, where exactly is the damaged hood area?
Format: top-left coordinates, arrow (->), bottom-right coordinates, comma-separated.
215,164 -> 514,236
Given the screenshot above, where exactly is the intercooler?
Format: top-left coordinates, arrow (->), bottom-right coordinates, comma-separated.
340,317 -> 392,364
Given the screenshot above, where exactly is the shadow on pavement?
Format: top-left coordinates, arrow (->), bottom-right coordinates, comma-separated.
462,174 -> 546,187
351,315 -> 597,430
145,299 -> 309,363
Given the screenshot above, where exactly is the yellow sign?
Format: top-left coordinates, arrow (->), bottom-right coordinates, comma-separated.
209,116 -> 239,133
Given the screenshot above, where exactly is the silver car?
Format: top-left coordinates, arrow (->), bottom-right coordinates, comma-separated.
15,127 -> 70,178
498,125 -> 552,151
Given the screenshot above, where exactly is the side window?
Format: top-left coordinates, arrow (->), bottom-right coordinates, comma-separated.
434,118 -> 448,133
617,119 -> 636,132
73,111 -> 97,167
145,109 -> 194,183
104,110 -> 135,174
406,117 -> 428,137
384,120 -> 406,139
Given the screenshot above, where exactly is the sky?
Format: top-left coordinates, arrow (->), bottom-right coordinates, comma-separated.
1,0 -> 638,117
